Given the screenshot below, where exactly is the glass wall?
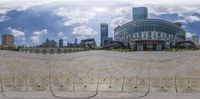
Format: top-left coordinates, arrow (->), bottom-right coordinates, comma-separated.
114,19 -> 186,42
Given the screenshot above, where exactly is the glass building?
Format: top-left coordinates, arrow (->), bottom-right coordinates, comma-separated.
59,39 -> 63,48
132,7 -> 148,20
100,23 -> 108,46
114,7 -> 186,51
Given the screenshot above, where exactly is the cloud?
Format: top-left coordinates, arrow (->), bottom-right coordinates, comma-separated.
57,32 -> 69,40
149,6 -> 200,23
0,0 -> 61,15
186,32 -> 196,38
30,29 -> 48,44
54,8 -> 95,26
184,16 -> 200,23
72,25 -> 97,41
62,36 -> 68,40
113,7 -> 132,16
72,26 -> 97,36
57,32 -> 64,37
21,37 -> 26,40
64,18 -> 89,27
9,28 -> 25,38
0,9 -> 11,15
110,17 -> 130,28
77,35 -> 87,41
8,27 -> 26,44
0,15 -> 9,22
174,19 -> 187,23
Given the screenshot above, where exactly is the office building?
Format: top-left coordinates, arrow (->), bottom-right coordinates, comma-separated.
192,35 -> 199,45
59,39 -> 63,48
42,38 -> 57,48
2,34 -> 14,47
132,7 -> 148,20
80,38 -> 96,47
100,23 -> 108,46
114,7 -> 186,51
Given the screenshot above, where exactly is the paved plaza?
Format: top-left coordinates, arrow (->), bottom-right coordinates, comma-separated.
0,50 -> 200,99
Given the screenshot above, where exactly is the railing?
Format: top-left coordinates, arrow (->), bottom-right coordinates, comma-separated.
19,48 -> 90,54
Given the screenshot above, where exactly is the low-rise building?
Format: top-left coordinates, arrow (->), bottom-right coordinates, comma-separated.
42,38 -> 57,48
80,38 -> 96,47
192,35 -> 199,45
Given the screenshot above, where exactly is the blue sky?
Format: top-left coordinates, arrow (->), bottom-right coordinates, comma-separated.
0,0 -> 200,46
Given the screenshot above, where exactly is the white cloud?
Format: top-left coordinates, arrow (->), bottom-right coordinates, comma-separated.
110,17 -> 130,28
149,6 -> 200,23
0,9 -> 11,14
57,32 -> 64,37
0,15 -> 9,22
72,26 -> 97,36
64,18 -> 89,27
77,35 -> 87,41
184,16 -> 200,23
174,19 -> 187,23
57,32 -> 69,40
113,7 -> 132,16
21,37 -> 26,40
31,29 -> 48,44
8,28 -> 26,44
186,32 -> 196,38
54,8 -> 95,26
0,0 -> 61,15
62,36 -> 68,40
33,29 -> 47,35
10,28 -> 25,38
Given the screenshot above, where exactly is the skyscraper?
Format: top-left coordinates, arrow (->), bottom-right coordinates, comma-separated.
59,39 -> 63,48
100,23 -> 108,46
132,7 -> 148,20
75,38 -> 78,44
74,38 -> 78,47
2,34 -> 14,47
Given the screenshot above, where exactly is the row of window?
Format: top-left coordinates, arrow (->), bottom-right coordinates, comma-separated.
115,32 -> 184,42
115,20 -> 185,38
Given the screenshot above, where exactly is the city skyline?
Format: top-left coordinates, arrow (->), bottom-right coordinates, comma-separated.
0,0 -> 200,46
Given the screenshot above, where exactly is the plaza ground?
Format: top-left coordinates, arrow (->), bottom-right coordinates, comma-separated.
0,50 -> 200,99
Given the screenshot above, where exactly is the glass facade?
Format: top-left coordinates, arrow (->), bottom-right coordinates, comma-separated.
132,7 -> 148,20
101,23 -> 108,46
114,19 -> 186,51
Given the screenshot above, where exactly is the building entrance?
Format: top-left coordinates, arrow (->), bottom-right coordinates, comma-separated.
135,40 -> 165,51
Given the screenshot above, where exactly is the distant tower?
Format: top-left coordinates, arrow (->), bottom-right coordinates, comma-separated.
75,38 -> 77,44
2,33 -> 14,47
192,35 -> 199,45
132,7 -> 148,20
100,23 -> 108,46
59,39 -> 63,48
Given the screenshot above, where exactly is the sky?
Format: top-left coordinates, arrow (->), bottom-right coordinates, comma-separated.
0,0 -> 200,46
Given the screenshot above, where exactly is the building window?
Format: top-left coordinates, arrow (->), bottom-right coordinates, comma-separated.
167,34 -> 169,38
135,34 -> 138,39
153,33 -> 157,39
144,33 -> 146,39
148,32 -> 152,36
158,32 -> 161,37
139,33 -> 142,36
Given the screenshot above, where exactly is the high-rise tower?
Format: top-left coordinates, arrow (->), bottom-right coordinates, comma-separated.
100,23 -> 108,46
132,7 -> 148,20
